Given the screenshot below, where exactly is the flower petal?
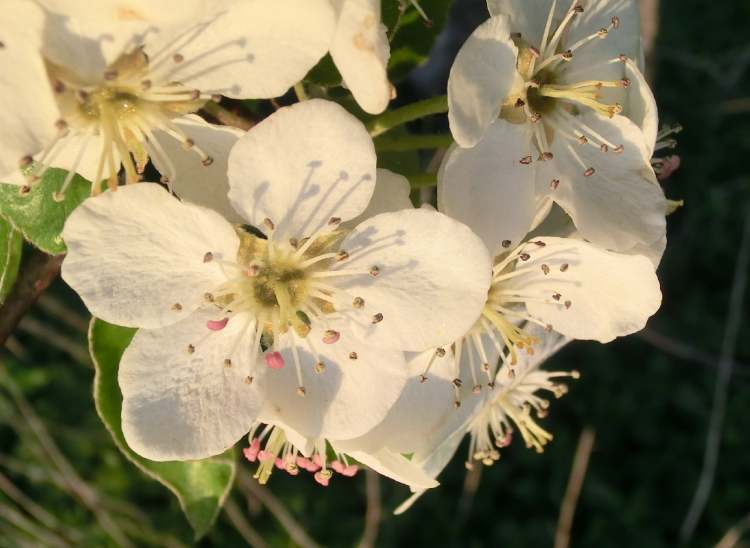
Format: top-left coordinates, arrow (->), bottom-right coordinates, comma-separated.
330,0 -> 391,114
335,208 -> 492,352
332,443 -> 439,490
227,99 -> 376,240
120,310 -> 263,461
504,237 -> 662,342
439,121 -> 537,254
259,327 -> 408,440
543,112 -> 666,251
486,0 -> 564,47
152,115 -> 244,222
622,58 -> 658,156
61,184 -> 238,328
448,15 -> 518,147
0,1 -> 61,182
345,168 -> 413,228
145,0 -> 335,99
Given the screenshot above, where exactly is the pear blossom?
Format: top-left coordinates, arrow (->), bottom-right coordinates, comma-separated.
61,99 -> 491,465
0,0 -> 335,201
446,0 -> 667,253
329,0 -> 393,114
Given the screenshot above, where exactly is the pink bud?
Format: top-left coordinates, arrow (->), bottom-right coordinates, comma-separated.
322,330 -> 340,344
331,460 -> 345,474
275,458 -> 285,470
258,450 -> 275,462
243,438 -> 261,462
265,351 -> 285,369
342,465 -> 359,477
314,472 -> 330,487
207,318 -> 229,331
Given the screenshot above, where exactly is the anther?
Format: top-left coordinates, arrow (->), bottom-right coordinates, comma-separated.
289,238 -> 299,249
103,69 -> 118,81
452,378 -> 463,388
600,144 -> 609,153
419,375 -> 428,383
550,179 -> 560,190
296,386 -> 307,397
19,185 -> 31,195
141,79 -> 152,90
541,264 -> 550,275
245,265 -> 260,277
75,90 -> 89,103
204,292 -> 214,302
55,119 -> 68,132
201,156 -> 214,167
172,53 -> 184,63
265,351 -> 285,369
454,400 -> 461,408
573,4 -> 584,13
322,330 -> 340,344
369,265 -> 380,277
436,347 -> 446,357
244,376 -> 254,384
561,49 -> 573,60
620,77 -> 631,88
352,297 -> 365,309
328,217 -> 342,225
520,155 -> 532,165
613,145 -> 624,154
571,370 -> 581,379
502,240 -> 512,248
314,362 -> 326,374
552,292 -> 562,301
584,167 -> 596,177
472,385 -> 482,394
611,16 -> 620,28
520,253 -> 531,261
545,324 -> 553,332
182,138 -> 195,150
188,89 -> 201,101
529,113 -> 542,123
371,313 -> 383,324
19,155 -> 33,169
187,344 -> 195,354
203,251 -> 214,263
171,303 -> 183,311
560,263 -> 569,272
52,80 -> 65,93
515,98 -> 526,108
336,250 -> 349,261
618,53 -> 628,62
540,152 -> 554,161
597,28 -> 608,38
224,359 -> 232,367
578,135 -> 589,145
349,352 -> 358,360
263,218 -> 275,230
564,300 -> 572,309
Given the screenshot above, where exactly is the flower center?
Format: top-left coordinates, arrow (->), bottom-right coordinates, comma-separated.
466,366 -> 579,468
22,47 -> 216,199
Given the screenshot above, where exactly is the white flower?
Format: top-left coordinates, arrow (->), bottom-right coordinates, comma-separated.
61,99 -> 491,465
0,0 -> 336,200
329,0 -> 392,114
446,0 -> 667,252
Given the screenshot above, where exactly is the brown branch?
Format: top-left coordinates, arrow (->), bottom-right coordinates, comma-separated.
224,498 -> 268,548
554,428 -> 596,548
359,470 -> 382,548
0,250 -> 64,347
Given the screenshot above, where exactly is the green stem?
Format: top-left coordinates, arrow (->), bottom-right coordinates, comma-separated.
367,95 -> 448,137
405,172 -> 437,189
374,133 -> 453,152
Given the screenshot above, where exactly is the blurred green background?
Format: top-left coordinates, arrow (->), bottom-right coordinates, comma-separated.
2,0 -> 750,546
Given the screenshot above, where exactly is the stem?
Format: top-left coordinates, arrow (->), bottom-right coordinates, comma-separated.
405,172 -> 437,189
0,250 -> 64,347
202,102 -> 255,131
294,82 -> 309,102
374,133 -> 453,152
367,95 -> 448,137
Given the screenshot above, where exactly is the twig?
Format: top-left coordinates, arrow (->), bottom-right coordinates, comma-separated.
0,369 -> 134,547
237,473 -> 321,548
359,470 -> 382,548
0,502 -> 70,548
715,511 -> 750,548
0,250 -> 64,347
0,470 -> 70,539
554,428 -> 596,548
636,328 -> 750,376
201,101 -> 255,131
224,498 -> 268,548
17,316 -> 90,366
457,463 -> 482,527
681,206 -> 750,542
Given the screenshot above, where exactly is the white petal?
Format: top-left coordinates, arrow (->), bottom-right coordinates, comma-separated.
120,310 -> 263,461
45,134 -> 120,184
345,168 -> 413,228
336,209 -> 492,351
332,443 -> 439,490
504,237 -> 662,342
227,99 -> 376,240
448,15 -> 518,147
487,0 -> 566,47
0,1 -> 61,182
623,59 -> 658,157
61,184 -> 238,328
543,112 -> 666,251
259,327 -> 408,440
330,0 -> 391,114
564,0 -> 641,64
145,0 -> 335,99
152,115 -> 244,223
438,121 -> 537,254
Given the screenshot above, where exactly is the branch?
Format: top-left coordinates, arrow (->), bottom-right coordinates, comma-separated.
358,470 -> 382,548
0,250 -> 64,348
224,498 -> 268,548
201,101 -> 256,131
554,428 -> 596,548
680,205 -> 750,542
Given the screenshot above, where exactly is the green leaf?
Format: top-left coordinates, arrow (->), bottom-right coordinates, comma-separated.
304,54 -> 342,87
0,219 -> 23,305
89,318 -> 236,540
0,168 -> 91,255
385,0 -> 454,82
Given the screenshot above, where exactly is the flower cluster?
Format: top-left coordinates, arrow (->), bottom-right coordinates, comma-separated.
1,0 -> 669,511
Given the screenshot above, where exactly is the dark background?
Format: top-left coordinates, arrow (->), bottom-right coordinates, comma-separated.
1,0 -> 749,546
